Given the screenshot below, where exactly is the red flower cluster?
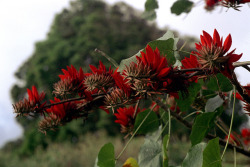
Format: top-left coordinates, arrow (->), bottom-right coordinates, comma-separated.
85,61 -> 131,95
182,29 -> 242,79
124,45 -> 188,97
204,0 -> 250,11
114,106 -> 143,133
54,65 -> 90,98
45,97 -> 79,120
27,86 -> 46,108
137,45 -> 172,79
13,86 -> 46,116
205,0 -> 221,10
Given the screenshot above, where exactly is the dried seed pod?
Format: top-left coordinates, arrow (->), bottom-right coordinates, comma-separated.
84,74 -> 114,92
39,114 -> 61,134
104,88 -> 130,108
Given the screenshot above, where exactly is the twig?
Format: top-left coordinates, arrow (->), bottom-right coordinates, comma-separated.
233,61 -> 250,67
94,48 -> 119,68
230,72 -> 250,104
41,93 -> 105,109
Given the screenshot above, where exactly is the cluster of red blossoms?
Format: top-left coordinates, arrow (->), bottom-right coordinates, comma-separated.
13,29 -> 248,135
205,0 -> 250,11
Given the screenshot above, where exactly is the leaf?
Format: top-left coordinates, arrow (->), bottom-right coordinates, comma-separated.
206,73 -> 233,92
182,143 -> 207,167
143,0 -> 159,20
149,39 -> 177,65
162,135 -> 169,167
97,143 -> 115,167
171,0 -> 194,15
190,112 -> 218,146
122,157 -> 139,167
205,95 -> 224,113
134,109 -> 159,135
138,139 -> 162,167
176,82 -> 201,111
118,30 -> 179,72
202,138 -> 222,167
118,51 -> 140,72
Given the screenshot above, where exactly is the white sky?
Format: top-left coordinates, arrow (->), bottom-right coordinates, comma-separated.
0,0 -> 249,147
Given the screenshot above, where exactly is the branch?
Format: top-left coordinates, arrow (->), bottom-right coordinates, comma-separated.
230,72 -> 250,104
150,95 -> 250,157
41,93 -> 105,109
233,61 -> 250,68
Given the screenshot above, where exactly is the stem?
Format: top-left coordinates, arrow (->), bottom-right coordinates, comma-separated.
115,104 -> 156,162
233,61 -> 250,67
94,48 -> 119,68
230,72 -> 250,104
41,93 -> 105,109
133,99 -> 140,118
166,106 -> 171,149
234,147 -> 237,167
221,86 -> 236,160
183,111 -> 202,120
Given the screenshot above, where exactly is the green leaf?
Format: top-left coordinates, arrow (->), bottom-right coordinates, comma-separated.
182,143 -> 207,167
118,30 -> 179,72
145,0 -> 158,11
190,112 -> 218,146
206,73 -> 233,92
138,139 -> 162,167
205,95 -> 224,113
202,138 -> 222,167
117,52 -> 139,72
134,109 -> 159,135
176,82 -> 201,111
162,135 -> 169,167
97,143 -> 115,167
148,39 -> 176,65
171,0 -> 193,15
143,0 -> 159,20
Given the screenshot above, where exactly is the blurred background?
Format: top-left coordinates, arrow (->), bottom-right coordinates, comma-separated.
0,0 -> 249,166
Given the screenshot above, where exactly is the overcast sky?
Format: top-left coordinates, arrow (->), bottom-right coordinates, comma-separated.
0,0 -> 249,147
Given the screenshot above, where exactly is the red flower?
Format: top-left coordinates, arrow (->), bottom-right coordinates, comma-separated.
181,54 -> 201,82
89,60 -> 113,75
59,65 -> 85,81
137,45 -> 171,79
195,29 -> 242,79
55,65 -> 88,97
222,0 -> 250,10
13,86 -> 46,116
86,61 -> 131,95
46,97 -> 79,120
241,128 -> 250,146
27,85 -> 46,107
112,69 -> 131,96
205,0 -> 220,10
114,106 -> 143,133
